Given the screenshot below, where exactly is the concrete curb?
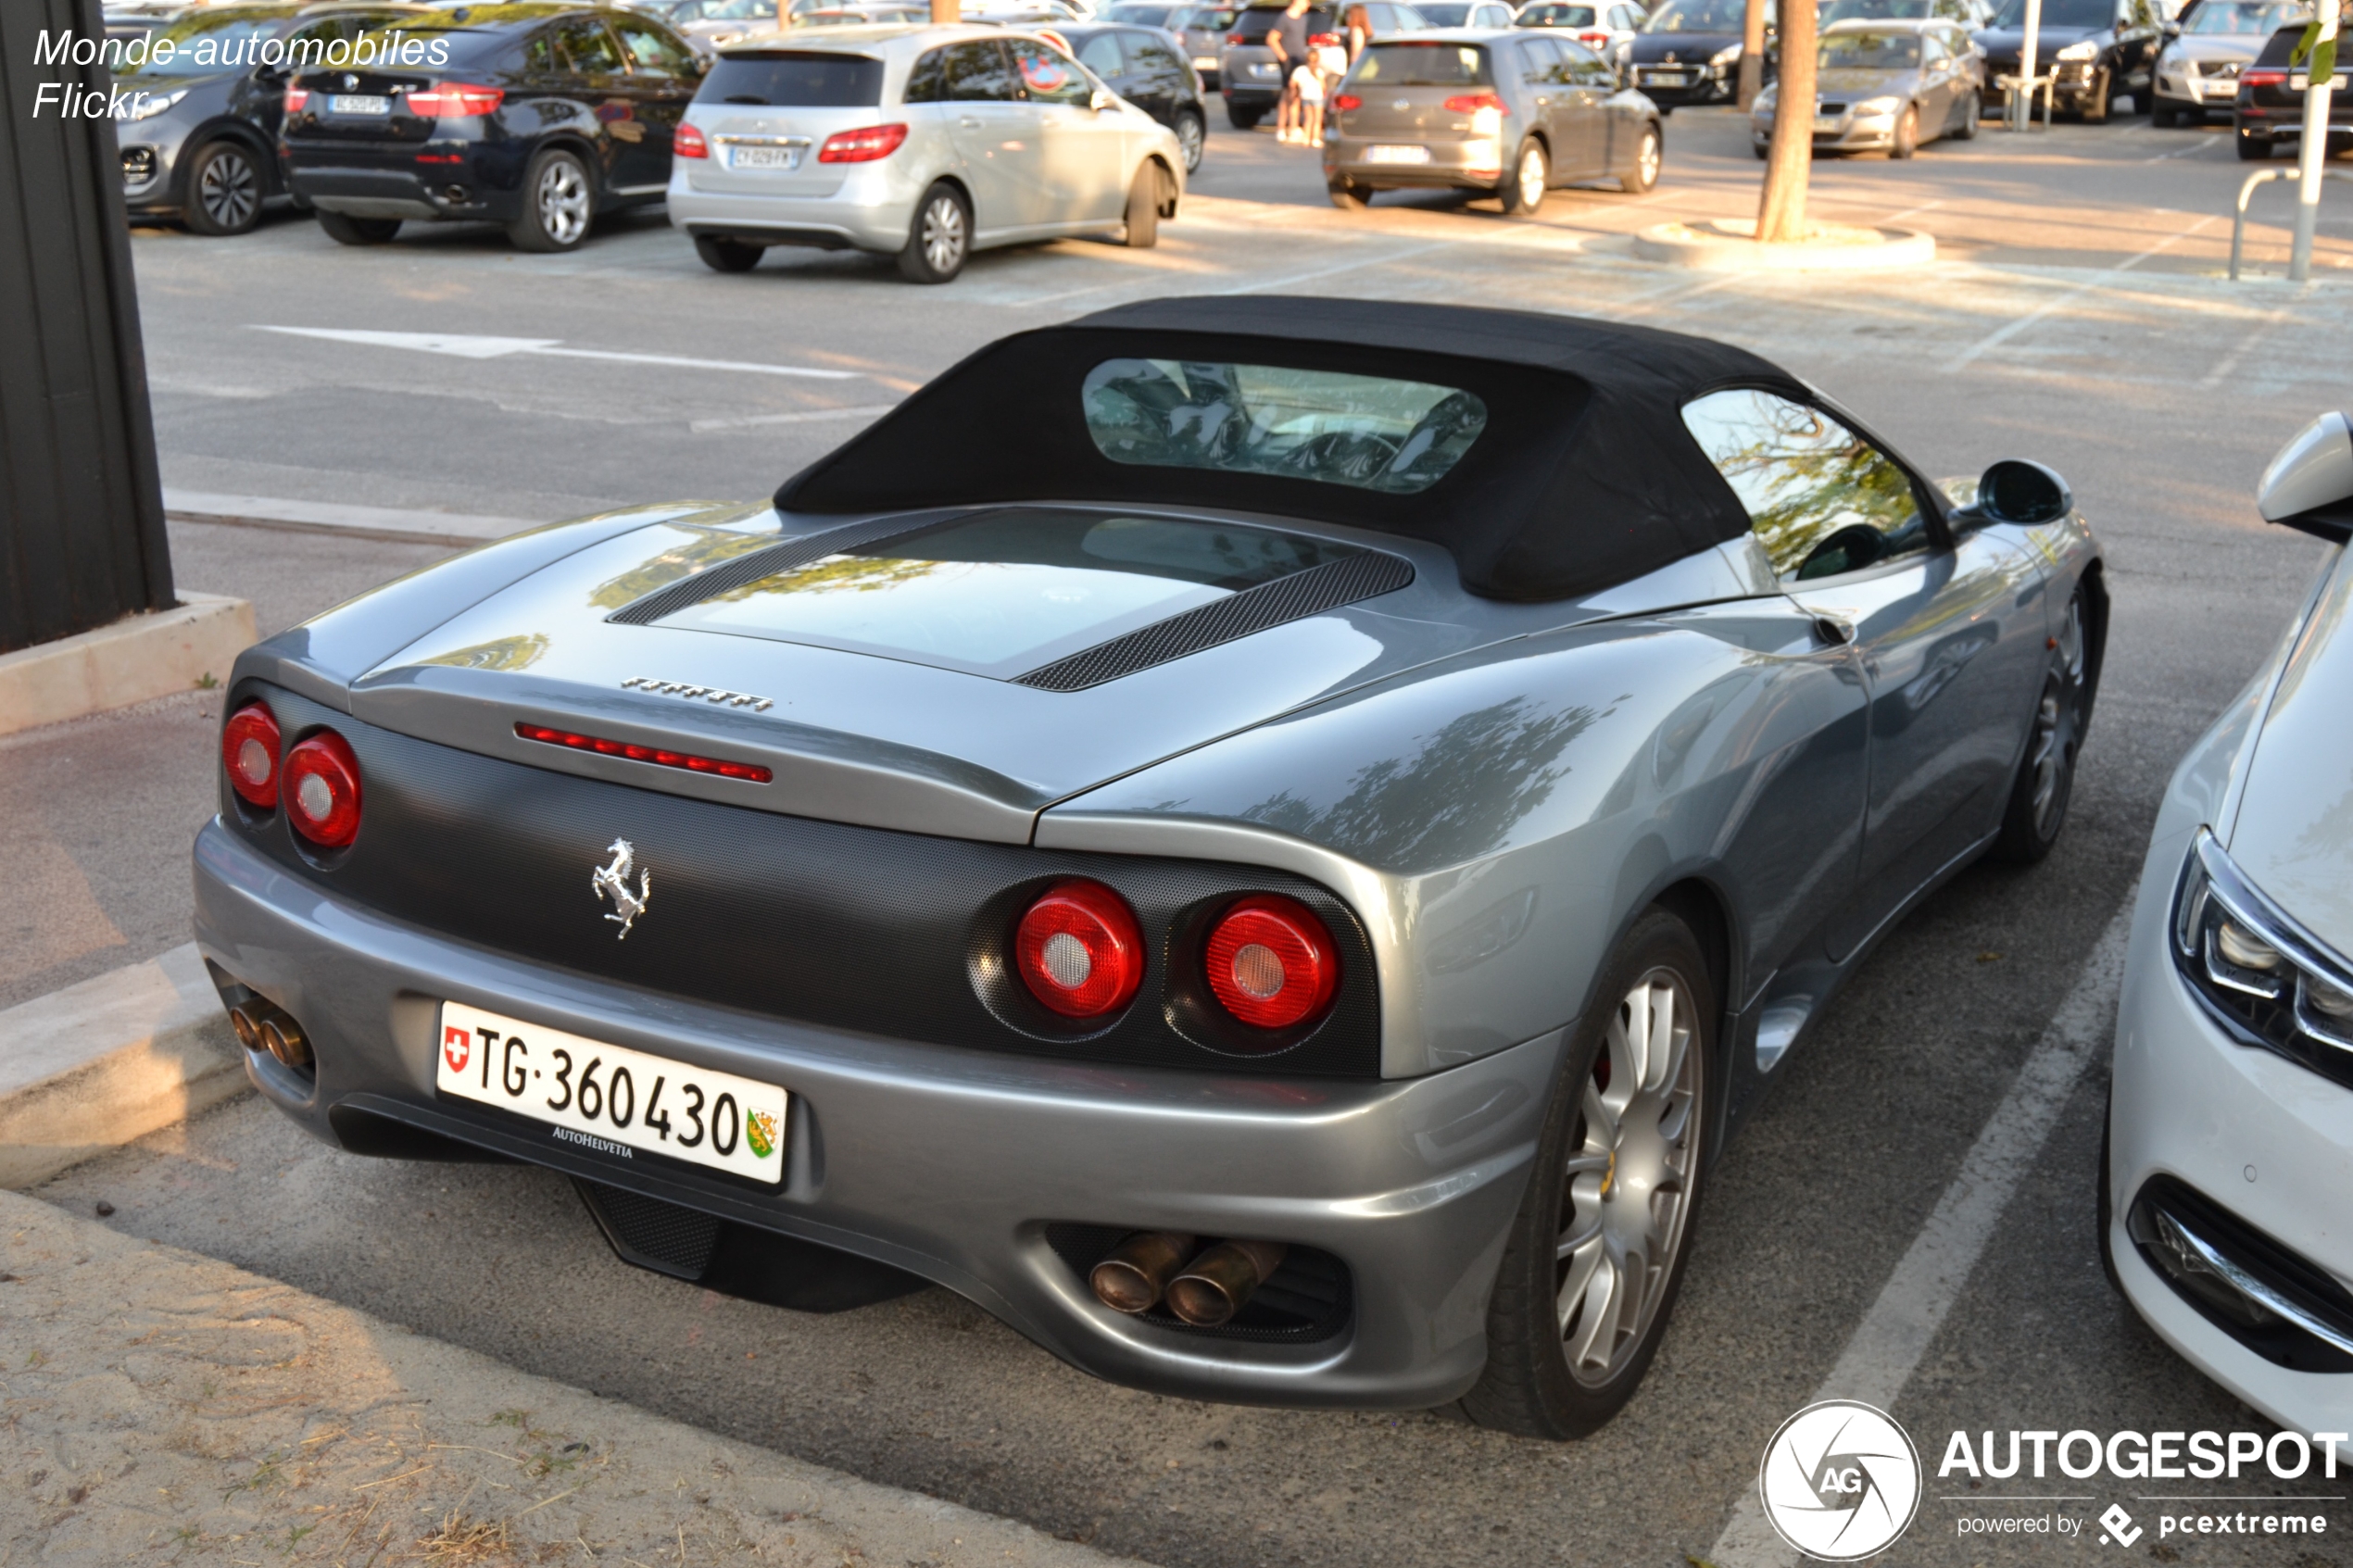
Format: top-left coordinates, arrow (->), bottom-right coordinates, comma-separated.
0,593 -> 255,737
0,943 -> 246,1189
163,486 -> 536,546
3,1188 -> 1152,1566
1632,220 -> 1937,271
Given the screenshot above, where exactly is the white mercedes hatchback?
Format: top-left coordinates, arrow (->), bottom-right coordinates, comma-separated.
2106,410 -> 2353,1461
667,25 -> 1184,282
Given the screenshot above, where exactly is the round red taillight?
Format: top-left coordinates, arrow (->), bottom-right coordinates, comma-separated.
222,702 -> 282,809
1204,896 -> 1339,1030
283,730 -> 363,848
1014,879 -> 1146,1020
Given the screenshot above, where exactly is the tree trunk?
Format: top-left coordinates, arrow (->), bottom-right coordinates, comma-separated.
1755,0 -> 1814,243
930,0 -> 960,20
1737,0 -> 1767,109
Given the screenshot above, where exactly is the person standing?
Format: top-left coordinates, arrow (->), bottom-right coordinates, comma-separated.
1268,0 -> 1313,140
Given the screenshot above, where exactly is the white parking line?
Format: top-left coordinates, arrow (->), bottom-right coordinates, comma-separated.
2198,304 -> 2294,387
1943,215 -> 2218,370
689,404 -> 900,433
1706,901 -> 2134,1568
254,326 -> 863,380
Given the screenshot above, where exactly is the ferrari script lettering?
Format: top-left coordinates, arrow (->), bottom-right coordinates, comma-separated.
621,675 -> 772,711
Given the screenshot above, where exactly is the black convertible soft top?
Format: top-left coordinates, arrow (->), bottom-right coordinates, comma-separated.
774,297 -> 1809,602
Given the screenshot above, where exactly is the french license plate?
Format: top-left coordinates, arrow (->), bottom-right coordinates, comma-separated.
1814,116 -> 1844,130
329,93 -> 390,115
1194,56 -> 1220,69
1647,69 -> 1687,85
1251,61 -> 1280,77
2289,71 -> 2349,90
436,1000 -> 787,1185
1364,143 -> 1432,163
729,143 -> 802,170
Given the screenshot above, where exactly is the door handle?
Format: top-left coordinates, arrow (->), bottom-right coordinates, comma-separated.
1812,616 -> 1856,647
959,115 -> 983,127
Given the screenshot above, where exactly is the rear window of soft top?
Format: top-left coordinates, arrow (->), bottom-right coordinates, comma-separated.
696,50 -> 886,104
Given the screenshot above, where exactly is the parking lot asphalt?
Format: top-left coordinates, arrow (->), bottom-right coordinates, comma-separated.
19,106 -> 2353,1566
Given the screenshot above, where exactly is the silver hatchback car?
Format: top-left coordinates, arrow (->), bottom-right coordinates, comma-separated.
668,26 -> 1186,282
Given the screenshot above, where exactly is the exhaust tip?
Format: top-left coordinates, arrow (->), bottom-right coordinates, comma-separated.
258,1012 -> 310,1069
1166,1238 -> 1287,1327
227,1003 -> 262,1052
1089,1231 -> 1198,1313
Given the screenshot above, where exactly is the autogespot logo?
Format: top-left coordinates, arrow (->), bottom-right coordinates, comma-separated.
1759,1400 -> 1924,1561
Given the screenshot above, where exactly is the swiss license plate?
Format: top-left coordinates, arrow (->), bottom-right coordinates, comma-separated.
729,143 -> 802,169
329,93 -> 391,115
436,1000 -> 787,1185
1364,143 -> 1432,163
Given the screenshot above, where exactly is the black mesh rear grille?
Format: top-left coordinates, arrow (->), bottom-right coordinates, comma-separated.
576,1179 -> 722,1277
1044,1223 -> 1353,1342
1013,551 -> 1415,691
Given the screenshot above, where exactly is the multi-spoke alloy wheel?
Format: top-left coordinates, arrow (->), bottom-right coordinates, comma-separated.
1464,905 -> 1714,1439
191,143 -> 260,235
536,158 -> 590,245
1556,967 -> 1702,1386
1994,586 -> 2094,863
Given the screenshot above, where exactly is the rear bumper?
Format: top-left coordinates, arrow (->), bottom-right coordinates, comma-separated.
666,179 -> 913,255
1325,130 -> 1511,188
192,817 -> 1555,1409
289,162 -> 517,222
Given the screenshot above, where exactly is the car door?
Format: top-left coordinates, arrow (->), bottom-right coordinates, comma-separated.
1554,35 -> 1617,172
2116,0 -> 2159,91
934,39 -> 1031,235
1680,387 -> 2051,961
1076,28 -> 1148,111
609,15 -> 700,192
1513,34 -> 1571,152
549,15 -> 639,190
1913,26 -> 1956,128
1011,35 -> 1129,226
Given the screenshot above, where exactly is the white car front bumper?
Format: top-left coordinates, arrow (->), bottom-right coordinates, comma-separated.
2109,825 -> 2353,1459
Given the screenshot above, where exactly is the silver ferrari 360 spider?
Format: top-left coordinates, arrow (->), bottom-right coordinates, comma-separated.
195,298 -> 2104,1437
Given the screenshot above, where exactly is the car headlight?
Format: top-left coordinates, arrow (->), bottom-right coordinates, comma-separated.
1709,42 -> 1741,68
2056,39 -> 2098,60
2172,829 -> 2353,1093
126,87 -> 185,120
1855,94 -> 1902,114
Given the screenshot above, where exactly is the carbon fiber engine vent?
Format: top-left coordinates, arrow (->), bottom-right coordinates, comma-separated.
1013,551 -> 1415,692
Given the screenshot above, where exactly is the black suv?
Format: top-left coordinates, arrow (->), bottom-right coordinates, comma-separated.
2233,22 -> 2353,157
282,3 -> 704,251
1973,0 -> 2160,120
1055,21 -> 1212,170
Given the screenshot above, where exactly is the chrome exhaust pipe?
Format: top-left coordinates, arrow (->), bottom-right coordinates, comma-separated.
1088,1231 -> 1198,1314
1165,1238 -> 1287,1327
228,999 -> 311,1070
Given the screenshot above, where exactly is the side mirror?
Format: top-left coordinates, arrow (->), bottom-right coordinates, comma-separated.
2257,410 -> 2353,544
256,60 -> 288,82
2160,19 -> 2180,34
1968,458 -> 2073,526
1090,85 -> 1115,108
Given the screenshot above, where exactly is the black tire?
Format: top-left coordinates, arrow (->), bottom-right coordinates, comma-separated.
1327,178 -> 1372,209
508,147 -> 595,253
1124,162 -> 1164,247
1991,588 -> 2093,865
1891,104 -> 1919,157
2133,84 -> 2154,115
1752,138 -> 1769,158
2080,65 -> 2111,122
2237,128 -> 2272,158
182,139 -> 264,236
1174,108 -> 1206,173
1226,101 -> 1262,130
1461,905 -> 1715,1440
1953,90 -> 1981,137
1499,136 -> 1547,215
693,235 -> 762,272
317,209 -> 401,245
1619,122 -> 1661,192
2096,1084 -> 2121,1295
898,180 -> 970,282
